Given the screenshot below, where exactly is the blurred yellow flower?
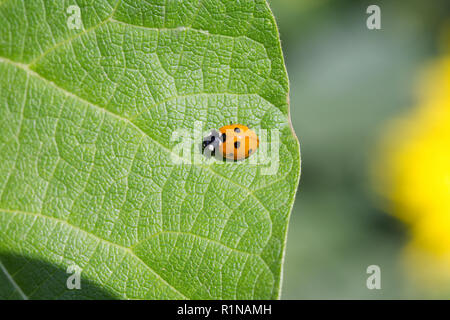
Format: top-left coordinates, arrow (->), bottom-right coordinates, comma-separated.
373,55 -> 450,291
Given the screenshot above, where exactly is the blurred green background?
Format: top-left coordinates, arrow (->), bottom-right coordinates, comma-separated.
267,0 -> 450,299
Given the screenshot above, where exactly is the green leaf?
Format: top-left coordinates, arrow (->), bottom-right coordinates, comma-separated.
0,0 -> 300,299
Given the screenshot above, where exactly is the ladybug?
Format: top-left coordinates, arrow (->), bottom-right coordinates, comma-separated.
202,124 -> 259,161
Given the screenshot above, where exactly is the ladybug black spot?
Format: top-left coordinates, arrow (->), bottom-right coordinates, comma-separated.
234,127 -> 240,133
234,141 -> 240,149
221,133 -> 226,142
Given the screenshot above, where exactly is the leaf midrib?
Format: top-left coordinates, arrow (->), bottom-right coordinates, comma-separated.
0,258 -> 28,300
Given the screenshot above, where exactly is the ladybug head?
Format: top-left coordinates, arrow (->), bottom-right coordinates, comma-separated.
201,129 -> 222,158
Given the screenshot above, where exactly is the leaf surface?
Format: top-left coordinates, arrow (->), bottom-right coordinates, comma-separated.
0,0 -> 300,299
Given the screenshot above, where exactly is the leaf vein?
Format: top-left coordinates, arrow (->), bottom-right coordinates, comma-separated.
0,258 -> 28,300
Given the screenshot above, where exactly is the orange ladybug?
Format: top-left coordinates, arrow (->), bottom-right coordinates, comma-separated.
202,124 -> 259,161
